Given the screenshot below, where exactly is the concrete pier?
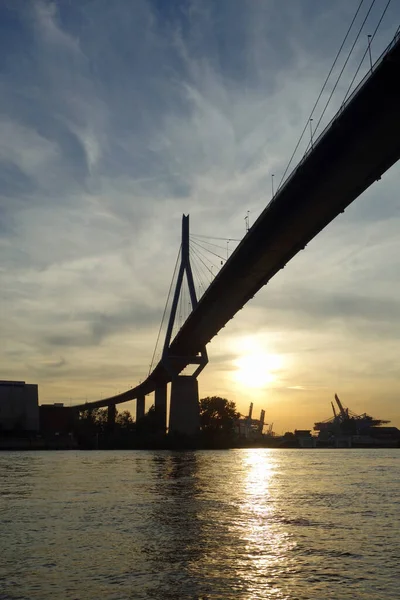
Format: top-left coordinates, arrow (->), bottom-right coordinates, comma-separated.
169,376 -> 200,436
155,384 -> 167,433
136,394 -> 145,422
107,404 -> 116,430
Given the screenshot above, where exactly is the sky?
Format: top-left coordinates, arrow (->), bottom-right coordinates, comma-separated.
1,0 -> 400,432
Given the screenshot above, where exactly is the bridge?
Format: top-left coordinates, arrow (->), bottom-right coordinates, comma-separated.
75,31 -> 400,435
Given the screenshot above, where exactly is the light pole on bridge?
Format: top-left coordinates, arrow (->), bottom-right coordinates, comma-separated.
245,211 -> 250,233
367,34 -> 373,73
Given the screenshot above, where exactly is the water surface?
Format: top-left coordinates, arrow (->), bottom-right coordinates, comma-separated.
0,449 -> 399,599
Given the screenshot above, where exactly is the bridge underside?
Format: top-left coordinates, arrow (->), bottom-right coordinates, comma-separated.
74,35 -> 400,416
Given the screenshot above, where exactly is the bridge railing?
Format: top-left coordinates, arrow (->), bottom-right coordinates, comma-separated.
269,30 -> 400,210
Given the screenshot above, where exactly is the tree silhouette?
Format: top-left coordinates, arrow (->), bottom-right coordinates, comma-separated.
199,396 -> 239,435
79,408 -> 107,434
116,410 -> 134,429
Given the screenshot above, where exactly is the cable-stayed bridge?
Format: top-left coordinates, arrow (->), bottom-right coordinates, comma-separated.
74,29 -> 400,434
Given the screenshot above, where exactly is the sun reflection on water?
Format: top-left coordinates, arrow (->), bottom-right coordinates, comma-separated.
243,449 -> 274,498
237,450 -> 297,599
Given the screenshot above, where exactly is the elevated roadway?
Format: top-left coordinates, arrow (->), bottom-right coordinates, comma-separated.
76,33 -> 400,411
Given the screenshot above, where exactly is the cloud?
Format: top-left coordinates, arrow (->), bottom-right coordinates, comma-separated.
258,285 -> 400,337
33,2 -> 79,48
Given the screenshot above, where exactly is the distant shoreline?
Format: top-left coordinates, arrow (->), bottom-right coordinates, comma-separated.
1,437 -> 399,451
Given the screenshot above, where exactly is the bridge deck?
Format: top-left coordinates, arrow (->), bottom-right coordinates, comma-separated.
76,33 -> 400,411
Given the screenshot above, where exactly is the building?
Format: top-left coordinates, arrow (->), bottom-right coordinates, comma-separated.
39,404 -> 76,436
294,429 -> 316,448
0,381 -> 39,433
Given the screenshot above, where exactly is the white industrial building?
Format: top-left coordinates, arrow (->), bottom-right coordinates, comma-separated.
0,381 -> 39,432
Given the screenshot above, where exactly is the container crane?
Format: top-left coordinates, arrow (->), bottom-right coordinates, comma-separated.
334,394 -> 348,419
248,402 -> 253,420
314,394 -> 390,434
258,409 -> 265,433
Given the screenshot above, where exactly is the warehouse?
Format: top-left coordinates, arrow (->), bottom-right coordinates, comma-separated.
0,381 -> 39,432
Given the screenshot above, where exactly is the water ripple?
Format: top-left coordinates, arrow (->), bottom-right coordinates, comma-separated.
0,449 -> 399,599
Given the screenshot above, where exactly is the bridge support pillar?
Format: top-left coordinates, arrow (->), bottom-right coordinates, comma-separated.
169,376 -> 200,436
136,394 -> 145,422
107,404 -> 116,430
155,384 -> 167,434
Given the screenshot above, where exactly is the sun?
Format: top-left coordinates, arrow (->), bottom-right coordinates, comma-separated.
232,338 -> 284,389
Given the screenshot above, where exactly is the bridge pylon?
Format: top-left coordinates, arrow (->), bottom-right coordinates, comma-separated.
161,214 -> 208,435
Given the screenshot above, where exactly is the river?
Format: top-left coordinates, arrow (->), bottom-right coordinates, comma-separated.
0,449 -> 399,599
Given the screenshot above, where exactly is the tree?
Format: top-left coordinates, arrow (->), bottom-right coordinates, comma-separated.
79,408 -> 108,434
199,396 -> 240,435
116,410 -> 134,430
135,404 -> 160,435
